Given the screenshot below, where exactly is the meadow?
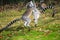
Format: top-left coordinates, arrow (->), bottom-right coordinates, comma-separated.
0,7 -> 60,40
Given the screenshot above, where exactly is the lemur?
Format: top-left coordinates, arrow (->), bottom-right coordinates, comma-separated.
0,1 -> 35,32
32,7 -> 41,26
31,1 -> 41,26
0,1 -> 41,32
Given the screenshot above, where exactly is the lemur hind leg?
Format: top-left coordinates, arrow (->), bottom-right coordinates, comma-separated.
26,18 -> 31,27
34,18 -> 38,27
22,16 -> 31,31
26,18 -> 31,31
34,14 -> 39,27
22,16 -> 31,27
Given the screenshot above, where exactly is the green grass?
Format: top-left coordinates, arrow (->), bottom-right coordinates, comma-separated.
0,8 -> 60,40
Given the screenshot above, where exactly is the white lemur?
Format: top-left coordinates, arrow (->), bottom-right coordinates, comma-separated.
0,1 -> 35,32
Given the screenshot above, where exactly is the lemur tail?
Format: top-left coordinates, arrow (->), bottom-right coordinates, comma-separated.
0,18 -> 21,33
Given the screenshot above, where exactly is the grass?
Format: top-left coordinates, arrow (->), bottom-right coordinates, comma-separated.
0,7 -> 60,40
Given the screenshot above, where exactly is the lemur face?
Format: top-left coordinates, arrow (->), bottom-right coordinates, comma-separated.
28,1 -> 35,8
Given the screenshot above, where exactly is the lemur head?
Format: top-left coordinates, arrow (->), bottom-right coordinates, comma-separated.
27,1 -> 35,8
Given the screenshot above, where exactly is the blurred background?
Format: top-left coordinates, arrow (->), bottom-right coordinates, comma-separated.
0,0 -> 60,12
